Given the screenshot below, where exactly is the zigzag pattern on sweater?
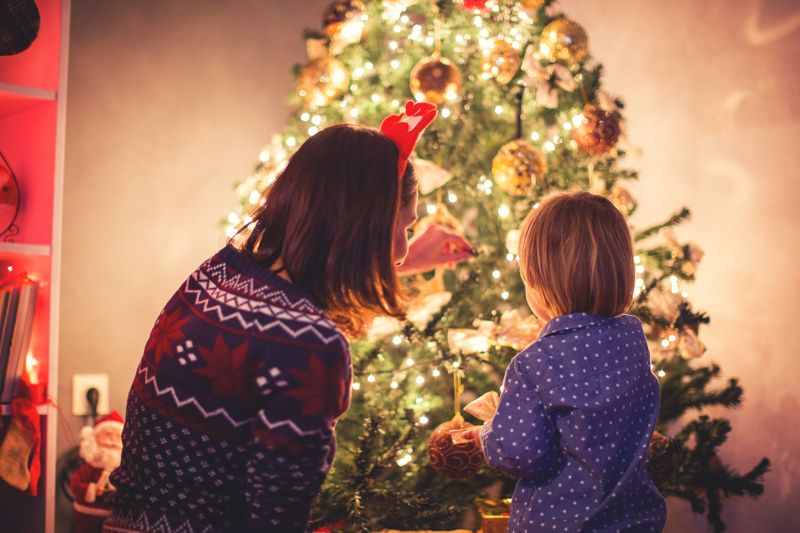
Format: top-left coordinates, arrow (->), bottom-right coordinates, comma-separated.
105,509 -> 213,533
184,271 -> 348,351
138,363 -> 330,438
201,259 -> 325,315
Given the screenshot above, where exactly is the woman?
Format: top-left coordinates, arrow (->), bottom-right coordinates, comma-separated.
104,102 -> 437,532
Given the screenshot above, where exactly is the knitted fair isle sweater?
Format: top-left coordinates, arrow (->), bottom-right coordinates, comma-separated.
106,245 -> 352,533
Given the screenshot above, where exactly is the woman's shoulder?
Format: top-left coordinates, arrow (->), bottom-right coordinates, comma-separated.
185,244 -> 349,354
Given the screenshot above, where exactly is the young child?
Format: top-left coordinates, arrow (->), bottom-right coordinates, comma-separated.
477,191 -> 666,532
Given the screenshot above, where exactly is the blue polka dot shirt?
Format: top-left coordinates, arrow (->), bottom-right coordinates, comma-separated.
479,312 -> 666,532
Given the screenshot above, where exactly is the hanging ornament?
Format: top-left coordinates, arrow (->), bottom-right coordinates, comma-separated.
520,0 -> 544,17
298,56 -> 350,107
661,227 -> 704,276
428,371 -> 485,479
677,327 -> 707,359
414,159 -> 453,195
492,140 -> 547,196
323,0 -> 367,49
522,45 -> 576,109
492,82 -> 547,196
410,53 -> 462,105
428,418 -> 485,478
384,0 -> 417,21
539,18 -> 589,66
397,207 -> 476,275
495,309 -> 543,350
447,323 -> 494,354
481,37 -> 521,85
608,182 -> 635,216
407,291 -> 453,330
572,104 -> 621,156
459,0 -> 492,13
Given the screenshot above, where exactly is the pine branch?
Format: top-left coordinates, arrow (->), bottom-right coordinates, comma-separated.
634,207 -> 691,242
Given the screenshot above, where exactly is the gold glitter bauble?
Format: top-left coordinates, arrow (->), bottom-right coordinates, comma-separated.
427,418 -> 485,479
520,0 -> 545,13
323,0 -> 366,47
492,140 -> 548,196
481,37 -> 521,85
572,104 -> 621,156
539,18 -> 589,65
298,56 -> 350,107
410,54 -> 462,105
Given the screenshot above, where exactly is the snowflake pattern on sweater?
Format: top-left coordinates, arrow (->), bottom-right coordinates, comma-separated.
107,245 -> 352,533
480,313 -> 666,532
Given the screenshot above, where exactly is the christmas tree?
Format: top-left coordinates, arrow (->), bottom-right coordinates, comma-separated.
225,1 -> 769,531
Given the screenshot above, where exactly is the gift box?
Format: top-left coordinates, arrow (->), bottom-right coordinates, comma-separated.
476,498 -> 511,533
480,514 -> 509,533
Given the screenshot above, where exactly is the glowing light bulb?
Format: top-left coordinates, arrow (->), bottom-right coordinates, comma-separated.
300,112 -> 310,122
286,136 -> 297,148
390,380 -> 399,389
371,93 -> 381,103
365,61 -> 374,70
249,190 -> 261,205
494,105 -> 504,115
227,212 -> 240,224
405,357 -> 414,366
389,40 -> 399,51
397,453 -> 412,466
415,396 -> 423,404
419,415 -> 429,425
426,204 -> 437,215
530,131 -> 540,141
543,141 -> 556,152
501,290 -> 510,300
498,204 -> 511,218
390,59 -> 400,69
492,270 -> 501,279
367,374 -> 376,383
392,335 -> 403,345
353,381 -> 361,390
258,150 -> 270,162
657,370 -> 666,378
441,107 -> 452,118
572,113 -> 585,126
349,108 -> 360,118
432,368 -> 441,377
452,361 -> 460,369
311,115 -> 322,126
563,121 -> 573,130
506,253 -> 515,261
448,192 -> 458,203
307,126 -> 319,136
415,375 -> 425,384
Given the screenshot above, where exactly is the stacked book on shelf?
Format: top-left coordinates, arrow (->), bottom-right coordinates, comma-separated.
0,273 -> 39,403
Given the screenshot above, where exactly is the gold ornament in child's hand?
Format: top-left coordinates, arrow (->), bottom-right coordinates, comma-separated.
464,391 -> 499,421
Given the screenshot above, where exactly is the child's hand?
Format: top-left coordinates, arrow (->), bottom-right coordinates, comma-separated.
464,391 -> 499,422
450,425 -> 483,449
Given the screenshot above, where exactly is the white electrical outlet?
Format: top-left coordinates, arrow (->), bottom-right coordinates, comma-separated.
72,374 -> 110,416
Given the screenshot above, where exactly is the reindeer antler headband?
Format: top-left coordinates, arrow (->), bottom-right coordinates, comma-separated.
380,100 -> 438,178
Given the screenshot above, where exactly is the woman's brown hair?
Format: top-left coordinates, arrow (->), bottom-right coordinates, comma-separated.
237,124 -> 416,336
518,191 -> 635,317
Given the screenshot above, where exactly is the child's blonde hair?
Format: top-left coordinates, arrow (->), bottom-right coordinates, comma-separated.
518,191 -> 634,317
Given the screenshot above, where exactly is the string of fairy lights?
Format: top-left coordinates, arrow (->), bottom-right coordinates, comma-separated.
224,1 -> 701,449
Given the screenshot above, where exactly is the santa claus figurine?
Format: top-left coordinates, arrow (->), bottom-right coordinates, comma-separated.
70,411 -> 124,533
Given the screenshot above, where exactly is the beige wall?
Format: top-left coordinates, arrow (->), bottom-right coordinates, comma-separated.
58,0 -> 332,528
59,0 -> 800,531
